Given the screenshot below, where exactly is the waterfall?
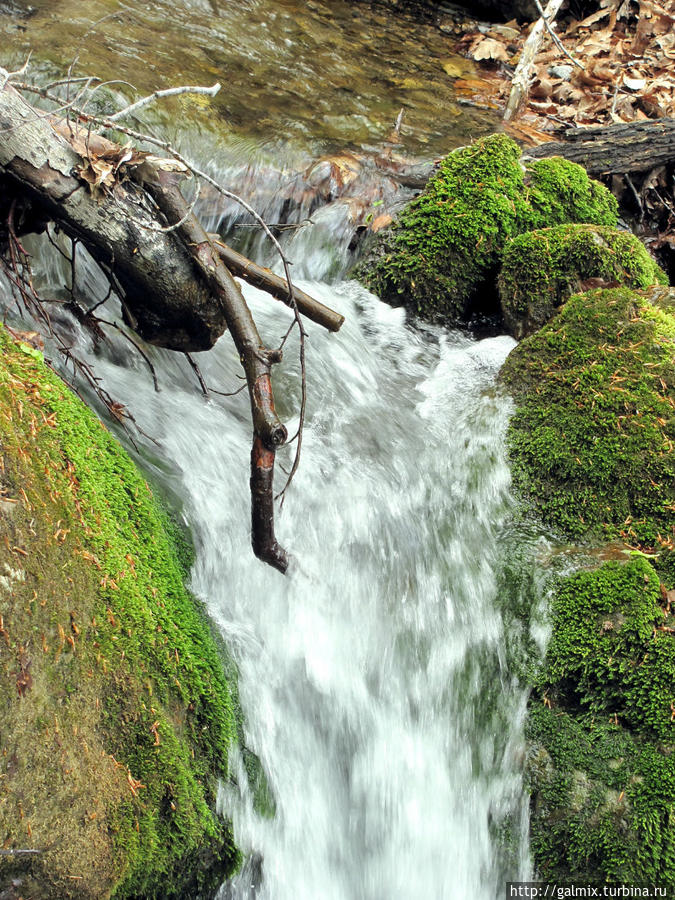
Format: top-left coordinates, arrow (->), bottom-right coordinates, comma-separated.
0,3 -> 545,885
3,240 -> 543,895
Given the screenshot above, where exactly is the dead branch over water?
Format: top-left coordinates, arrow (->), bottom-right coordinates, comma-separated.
0,71 -> 343,572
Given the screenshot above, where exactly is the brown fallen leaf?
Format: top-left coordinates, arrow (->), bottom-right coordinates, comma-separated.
471,38 -> 510,63
370,213 -> 393,233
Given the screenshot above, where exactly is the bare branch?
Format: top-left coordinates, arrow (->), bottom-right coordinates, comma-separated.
532,0 -> 584,69
503,0 -> 566,122
108,82 -> 221,123
0,54 -> 32,92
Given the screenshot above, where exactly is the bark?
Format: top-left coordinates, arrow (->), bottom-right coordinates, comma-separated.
525,118 -> 675,175
0,84 -> 227,351
389,118 -> 675,191
0,83 -> 298,572
209,236 -> 344,333
138,164 -> 289,572
503,0 -> 566,122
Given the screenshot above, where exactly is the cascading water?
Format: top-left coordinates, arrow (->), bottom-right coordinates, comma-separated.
8,232 -> 545,897
0,2 -> 551,894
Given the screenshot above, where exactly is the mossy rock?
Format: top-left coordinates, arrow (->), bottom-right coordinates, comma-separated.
0,327 -> 241,898
526,556 -> 675,882
353,133 -> 618,325
499,224 -> 668,339
501,285 -> 675,546
541,557 -> 675,740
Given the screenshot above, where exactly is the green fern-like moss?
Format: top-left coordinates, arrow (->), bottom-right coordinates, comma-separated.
527,556 -> 675,882
501,286 -> 675,546
0,326 -> 241,899
499,224 -> 668,338
353,134 -> 618,324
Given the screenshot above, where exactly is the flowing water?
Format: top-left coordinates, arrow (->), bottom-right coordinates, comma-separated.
8,246 -> 548,900
0,2 -> 551,896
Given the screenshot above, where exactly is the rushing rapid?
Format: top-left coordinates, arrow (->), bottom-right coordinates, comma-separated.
0,1 -> 546,893
9,240 -> 542,896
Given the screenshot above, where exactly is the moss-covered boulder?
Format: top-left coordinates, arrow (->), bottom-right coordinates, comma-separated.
0,327 -> 241,898
526,555 -> 675,882
501,285 -> 675,547
353,133 -> 618,325
499,224 -> 668,339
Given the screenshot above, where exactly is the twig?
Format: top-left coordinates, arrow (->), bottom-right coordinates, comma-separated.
0,54 -> 32,92
532,0 -> 584,69
610,81 -> 622,120
98,318 -> 160,392
108,83 -> 221,122
121,181 -> 202,234
209,381 -> 248,398
234,219 -> 314,232
45,74 -> 101,91
184,352 -> 208,396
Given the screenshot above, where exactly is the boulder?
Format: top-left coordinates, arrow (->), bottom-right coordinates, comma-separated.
354,134 -> 618,327
498,224 -> 667,339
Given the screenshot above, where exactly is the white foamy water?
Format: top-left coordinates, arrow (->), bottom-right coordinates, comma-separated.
2,252 -> 543,897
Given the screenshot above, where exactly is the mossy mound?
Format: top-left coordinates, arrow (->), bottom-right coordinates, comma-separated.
0,327 -> 240,898
527,555 -> 675,882
501,285 -> 675,546
499,224 -> 668,339
353,133 -> 618,325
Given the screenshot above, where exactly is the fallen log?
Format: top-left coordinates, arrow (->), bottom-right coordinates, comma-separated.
0,84 -> 226,352
0,79 -> 324,572
382,118 -> 675,194
525,118 -> 675,175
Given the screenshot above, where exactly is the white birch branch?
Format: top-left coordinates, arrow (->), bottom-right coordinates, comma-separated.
503,0 -> 565,122
108,82 -> 221,122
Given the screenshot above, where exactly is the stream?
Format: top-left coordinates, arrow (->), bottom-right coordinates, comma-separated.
0,2 -> 551,897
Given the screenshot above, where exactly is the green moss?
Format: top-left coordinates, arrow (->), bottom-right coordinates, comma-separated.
0,327 -> 241,898
499,224 -> 668,339
353,133 -> 617,324
541,557 -> 674,740
526,556 -> 675,882
526,705 -> 675,883
501,286 -> 675,546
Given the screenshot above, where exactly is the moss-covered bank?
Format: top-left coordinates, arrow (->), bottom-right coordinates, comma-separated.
501,285 -> 675,547
354,133 -> 618,325
500,283 -> 675,882
0,326 -> 241,898
499,224 -> 668,339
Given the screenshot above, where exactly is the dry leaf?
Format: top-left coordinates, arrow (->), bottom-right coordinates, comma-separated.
370,213 -> 393,232
144,156 -> 191,174
471,38 -> 509,62
531,78 -> 553,98
623,74 -> 647,90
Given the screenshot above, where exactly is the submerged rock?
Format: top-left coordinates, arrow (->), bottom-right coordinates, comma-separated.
353,133 -> 618,327
0,327 -> 241,898
498,223 -> 667,339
